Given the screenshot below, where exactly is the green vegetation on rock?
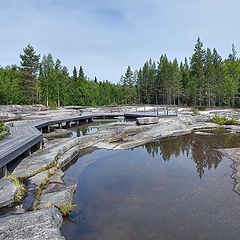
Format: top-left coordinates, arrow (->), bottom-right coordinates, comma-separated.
0,121 -> 9,140
59,203 -> 75,216
9,175 -> 26,204
207,115 -> 240,125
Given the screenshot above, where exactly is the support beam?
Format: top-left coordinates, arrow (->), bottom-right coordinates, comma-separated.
39,140 -> 43,150
3,165 -> 8,177
28,148 -> 32,156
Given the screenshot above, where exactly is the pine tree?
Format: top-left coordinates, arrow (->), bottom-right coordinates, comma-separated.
190,37 -> 205,106
20,44 -> 40,104
79,66 -> 85,80
223,44 -> 239,106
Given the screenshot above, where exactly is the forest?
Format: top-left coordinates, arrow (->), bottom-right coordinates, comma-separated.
1,37 -> 240,107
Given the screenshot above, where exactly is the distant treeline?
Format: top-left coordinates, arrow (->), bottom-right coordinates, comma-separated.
1,37 -> 240,107
121,37 -> 240,107
0,45 -> 122,107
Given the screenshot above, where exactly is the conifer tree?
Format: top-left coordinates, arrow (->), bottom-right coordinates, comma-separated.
20,44 -> 40,104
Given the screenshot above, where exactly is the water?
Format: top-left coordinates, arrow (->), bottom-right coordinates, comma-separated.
62,130 -> 240,240
70,119 -> 124,138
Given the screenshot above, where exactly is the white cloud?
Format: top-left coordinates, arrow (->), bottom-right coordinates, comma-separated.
0,0 -> 240,82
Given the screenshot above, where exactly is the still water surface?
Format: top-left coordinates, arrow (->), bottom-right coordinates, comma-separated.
62,130 -> 240,240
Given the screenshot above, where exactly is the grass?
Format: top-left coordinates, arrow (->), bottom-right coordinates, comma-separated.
0,121 -> 9,140
32,160 -> 58,177
192,108 -> 200,116
9,174 -> 26,204
33,167 -> 57,210
207,115 -> 240,125
59,202 -> 76,216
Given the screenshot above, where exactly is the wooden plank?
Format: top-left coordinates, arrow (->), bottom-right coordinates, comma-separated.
0,113 -> 94,169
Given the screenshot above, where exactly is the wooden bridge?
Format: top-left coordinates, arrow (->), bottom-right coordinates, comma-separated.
124,106 -> 178,119
0,105 -> 178,177
0,113 -> 93,176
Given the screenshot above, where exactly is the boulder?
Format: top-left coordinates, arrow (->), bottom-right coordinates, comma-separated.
0,208 -> 64,240
49,169 -> 64,184
0,178 -> 18,208
13,135 -> 98,179
136,117 -> 159,125
57,146 -> 80,168
29,170 -> 49,187
43,129 -> 72,139
38,183 -> 76,210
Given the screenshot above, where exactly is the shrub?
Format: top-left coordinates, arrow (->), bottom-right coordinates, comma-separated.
192,108 -> 200,116
9,175 -> 26,204
59,203 -> 76,216
207,115 -> 240,125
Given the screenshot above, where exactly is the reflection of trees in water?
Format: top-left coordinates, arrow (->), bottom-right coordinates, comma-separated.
143,132 -> 240,178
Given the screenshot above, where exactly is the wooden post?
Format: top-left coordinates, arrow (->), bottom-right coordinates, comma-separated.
28,148 -> 32,156
40,140 -> 43,149
3,165 -> 8,177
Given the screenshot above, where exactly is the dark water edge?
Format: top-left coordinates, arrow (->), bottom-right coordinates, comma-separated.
62,130 -> 240,240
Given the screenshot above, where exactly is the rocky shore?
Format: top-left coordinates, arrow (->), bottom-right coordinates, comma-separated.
1,108 -> 240,239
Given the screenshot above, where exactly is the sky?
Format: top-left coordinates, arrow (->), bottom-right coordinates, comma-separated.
0,0 -> 240,82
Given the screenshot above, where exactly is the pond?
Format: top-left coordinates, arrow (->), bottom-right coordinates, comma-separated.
62,129 -> 240,240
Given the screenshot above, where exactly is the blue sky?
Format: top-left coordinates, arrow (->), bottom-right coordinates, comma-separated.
0,0 -> 240,82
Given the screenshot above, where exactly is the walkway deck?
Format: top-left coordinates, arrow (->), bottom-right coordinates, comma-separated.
0,113 -> 93,169
124,111 -> 178,119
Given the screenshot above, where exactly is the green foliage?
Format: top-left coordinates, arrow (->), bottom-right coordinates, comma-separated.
1,40 -> 240,108
0,121 -> 9,140
0,121 -> 5,132
20,44 -> 40,104
207,115 -> 240,125
192,108 -> 200,116
9,175 -> 26,204
59,203 -> 76,216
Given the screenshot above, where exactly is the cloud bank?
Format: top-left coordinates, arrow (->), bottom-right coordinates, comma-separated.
0,0 -> 239,82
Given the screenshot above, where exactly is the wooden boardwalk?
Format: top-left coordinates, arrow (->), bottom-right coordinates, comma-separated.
0,112 -> 93,170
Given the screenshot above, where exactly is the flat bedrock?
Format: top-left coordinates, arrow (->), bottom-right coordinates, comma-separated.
0,207 -> 64,240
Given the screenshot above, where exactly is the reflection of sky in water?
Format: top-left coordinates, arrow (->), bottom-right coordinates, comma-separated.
62,130 -> 240,240
70,119 -> 124,138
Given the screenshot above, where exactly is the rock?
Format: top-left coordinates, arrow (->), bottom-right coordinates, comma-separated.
29,170 -> 49,187
49,169 -> 64,184
0,178 -> 18,208
57,146 -> 80,168
0,207 -> 64,240
94,142 -> 118,150
194,131 -> 213,136
13,135 -> 99,179
136,117 -> 159,125
38,183 -> 76,210
43,129 -> 72,139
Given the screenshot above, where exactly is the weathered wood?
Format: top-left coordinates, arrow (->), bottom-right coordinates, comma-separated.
0,112 -> 94,169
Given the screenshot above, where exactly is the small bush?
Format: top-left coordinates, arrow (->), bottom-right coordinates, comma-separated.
0,121 -> 9,140
207,115 -> 240,125
9,175 -> 26,204
192,108 -> 200,116
0,121 -> 5,132
59,203 -> 76,216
